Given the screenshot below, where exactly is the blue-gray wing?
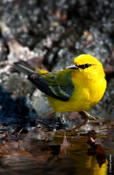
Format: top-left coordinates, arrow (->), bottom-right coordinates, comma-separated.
28,70 -> 74,101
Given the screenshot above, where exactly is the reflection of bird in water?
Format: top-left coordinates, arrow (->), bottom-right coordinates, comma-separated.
87,135 -> 108,175
86,155 -> 108,175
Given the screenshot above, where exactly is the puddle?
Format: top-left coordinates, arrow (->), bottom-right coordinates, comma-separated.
0,121 -> 113,175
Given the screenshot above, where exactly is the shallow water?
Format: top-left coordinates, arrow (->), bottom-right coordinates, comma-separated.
0,121 -> 113,175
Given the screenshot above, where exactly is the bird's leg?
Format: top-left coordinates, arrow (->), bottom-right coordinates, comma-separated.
67,111 -> 99,134
55,112 -> 68,130
79,111 -> 100,120
55,112 -> 63,124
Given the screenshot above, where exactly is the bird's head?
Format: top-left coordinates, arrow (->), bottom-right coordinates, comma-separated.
67,54 -> 105,78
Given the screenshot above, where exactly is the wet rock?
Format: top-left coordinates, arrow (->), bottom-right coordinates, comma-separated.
30,90 -> 52,116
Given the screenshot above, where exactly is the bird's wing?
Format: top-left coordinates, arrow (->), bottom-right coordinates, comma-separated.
28,69 -> 74,101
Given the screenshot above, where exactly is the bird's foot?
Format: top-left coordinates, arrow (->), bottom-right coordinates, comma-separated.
54,112 -> 68,130
67,111 -> 101,135
79,111 -> 101,120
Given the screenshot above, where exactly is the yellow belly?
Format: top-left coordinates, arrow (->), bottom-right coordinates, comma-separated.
47,77 -> 107,112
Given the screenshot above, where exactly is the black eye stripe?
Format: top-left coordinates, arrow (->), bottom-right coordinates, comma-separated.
77,63 -> 92,69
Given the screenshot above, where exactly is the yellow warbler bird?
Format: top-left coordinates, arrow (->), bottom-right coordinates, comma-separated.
13,54 -> 107,120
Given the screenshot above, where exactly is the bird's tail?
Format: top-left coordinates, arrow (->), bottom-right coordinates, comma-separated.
13,60 -> 35,75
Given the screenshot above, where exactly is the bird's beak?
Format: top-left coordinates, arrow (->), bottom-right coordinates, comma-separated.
66,64 -> 79,69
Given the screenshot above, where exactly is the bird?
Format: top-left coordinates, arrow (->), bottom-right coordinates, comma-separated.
13,54 -> 107,124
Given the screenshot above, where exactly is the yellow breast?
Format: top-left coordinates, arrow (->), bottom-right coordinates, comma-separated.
47,63 -> 106,112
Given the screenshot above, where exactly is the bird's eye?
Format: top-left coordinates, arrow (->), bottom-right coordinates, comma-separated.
78,63 -> 92,69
